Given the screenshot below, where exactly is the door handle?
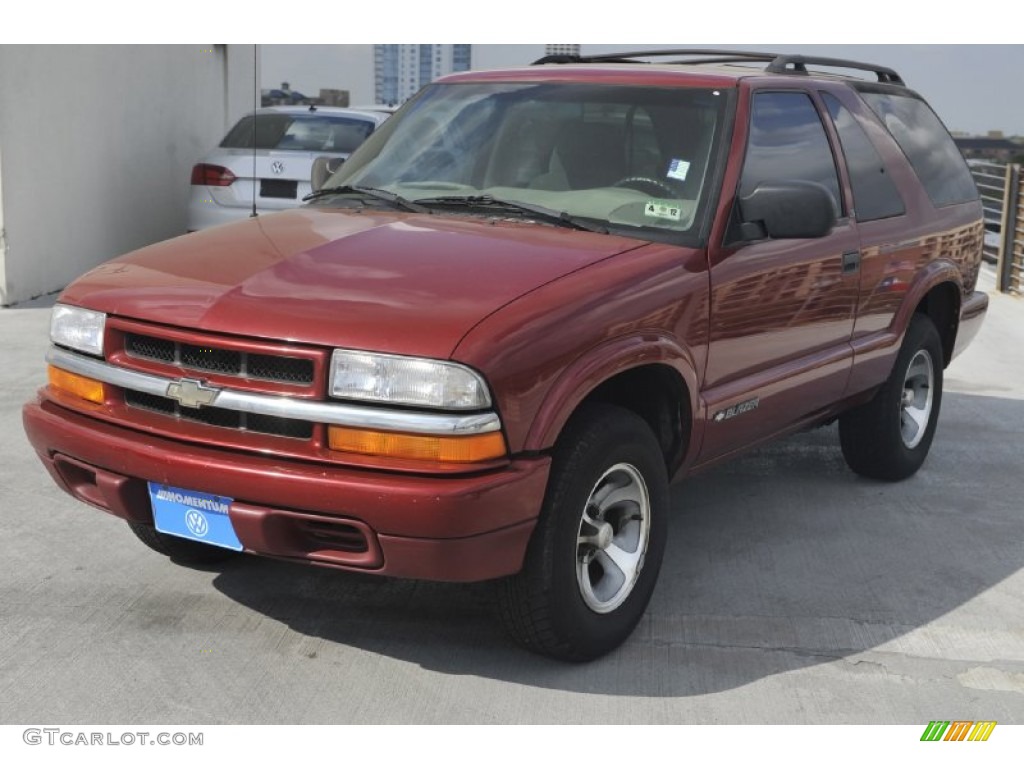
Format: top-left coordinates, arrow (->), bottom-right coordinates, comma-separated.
841,250 -> 861,274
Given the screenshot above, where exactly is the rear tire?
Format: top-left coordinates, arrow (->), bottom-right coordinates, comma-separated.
839,314 -> 944,481
497,404 -> 669,661
128,521 -> 239,565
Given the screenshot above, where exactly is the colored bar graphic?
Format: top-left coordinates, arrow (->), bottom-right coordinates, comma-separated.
968,721 -> 997,742
944,721 -> 973,741
920,720 -> 996,742
921,721 -> 950,741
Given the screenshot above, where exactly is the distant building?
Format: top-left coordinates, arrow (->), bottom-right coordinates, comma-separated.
373,45 -> 472,106
954,136 -> 1023,163
545,44 -> 581,58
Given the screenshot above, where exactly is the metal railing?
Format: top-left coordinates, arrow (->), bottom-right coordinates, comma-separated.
969,161 -> 1023,295
968,161 -> 1007,264
999,164 -> 1023,295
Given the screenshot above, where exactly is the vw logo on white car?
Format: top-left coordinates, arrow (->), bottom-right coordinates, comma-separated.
271,161 -> 285,175
185,509 -> 209,538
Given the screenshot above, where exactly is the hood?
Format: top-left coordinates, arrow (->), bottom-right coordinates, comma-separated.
61,207 -> 644,358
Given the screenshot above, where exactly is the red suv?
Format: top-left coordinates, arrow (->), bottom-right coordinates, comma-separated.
25,50 -> 988,660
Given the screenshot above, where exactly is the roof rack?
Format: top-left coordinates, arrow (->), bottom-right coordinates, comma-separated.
530,49 -> 905,86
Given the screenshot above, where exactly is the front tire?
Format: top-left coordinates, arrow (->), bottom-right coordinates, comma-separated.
497,404 -> 669,661
839,314 -> 944,481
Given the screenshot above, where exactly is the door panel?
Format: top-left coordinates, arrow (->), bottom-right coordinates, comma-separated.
698,90 -> 859,464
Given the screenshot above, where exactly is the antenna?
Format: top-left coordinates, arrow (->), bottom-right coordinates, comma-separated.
250,44 -> 258,219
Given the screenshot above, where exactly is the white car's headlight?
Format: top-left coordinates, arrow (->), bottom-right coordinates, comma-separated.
50,304 -> 106,357
329,350 -> 492,410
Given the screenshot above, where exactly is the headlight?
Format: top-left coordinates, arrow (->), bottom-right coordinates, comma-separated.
329,350 -> 491,410
50,304 -> 106,357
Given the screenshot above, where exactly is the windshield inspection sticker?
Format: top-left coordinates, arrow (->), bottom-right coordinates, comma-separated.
644,200 -> 682,222
666,158 -> 691,181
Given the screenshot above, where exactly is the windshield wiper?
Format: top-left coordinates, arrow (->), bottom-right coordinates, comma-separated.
303,185 -> 427,213
413,195 -> 609,234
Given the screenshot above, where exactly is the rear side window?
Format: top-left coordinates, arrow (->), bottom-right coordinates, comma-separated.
821,93 -> 905,221
740,92 -> 842,216
858,91 -> 978,207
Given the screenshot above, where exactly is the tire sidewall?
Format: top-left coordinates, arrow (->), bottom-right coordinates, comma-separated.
884,316 -> 945,471
535,409 -> 669,659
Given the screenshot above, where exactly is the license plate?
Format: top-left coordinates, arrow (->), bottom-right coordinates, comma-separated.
148,483 -> 243,551
260,179 -> 297,199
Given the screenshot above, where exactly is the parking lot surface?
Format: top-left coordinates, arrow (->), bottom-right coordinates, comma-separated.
1,267 -> 1022,724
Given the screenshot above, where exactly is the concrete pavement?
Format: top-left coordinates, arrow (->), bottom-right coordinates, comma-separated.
1,268 -> 1022,724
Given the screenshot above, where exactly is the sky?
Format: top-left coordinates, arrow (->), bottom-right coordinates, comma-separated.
5,3 -> 1023,135
261,44 -> 1024,136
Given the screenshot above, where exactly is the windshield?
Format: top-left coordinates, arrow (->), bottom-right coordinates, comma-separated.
322,82 -> 730,240
221,114 -> 377,153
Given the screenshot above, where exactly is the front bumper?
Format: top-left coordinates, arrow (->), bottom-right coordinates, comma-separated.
23,397 -> 549,582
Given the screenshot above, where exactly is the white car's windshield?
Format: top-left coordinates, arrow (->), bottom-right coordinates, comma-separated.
222,114 -> 377,153
323,82 -> 730,240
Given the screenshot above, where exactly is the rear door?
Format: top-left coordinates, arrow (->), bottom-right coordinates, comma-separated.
699,88 -> 861,463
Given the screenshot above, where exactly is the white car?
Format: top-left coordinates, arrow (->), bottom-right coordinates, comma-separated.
187,106 -> 388,231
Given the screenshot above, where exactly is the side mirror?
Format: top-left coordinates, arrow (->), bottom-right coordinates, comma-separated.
310,156 -> 346,192
738,180 -> 836,240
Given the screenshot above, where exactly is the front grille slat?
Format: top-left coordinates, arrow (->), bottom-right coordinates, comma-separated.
126,335 -> 175,363
125,390 -> 314,440
125,333 -> 314,386
248,353 -> 314,384
181,344 -> 243,375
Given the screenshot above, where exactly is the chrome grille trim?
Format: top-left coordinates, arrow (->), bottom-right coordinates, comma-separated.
48,346 -> 502,436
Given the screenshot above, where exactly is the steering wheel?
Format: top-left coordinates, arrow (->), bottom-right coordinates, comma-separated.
611,176 -> 680,197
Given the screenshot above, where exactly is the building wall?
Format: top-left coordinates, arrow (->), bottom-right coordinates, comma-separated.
0,44 -> 255,305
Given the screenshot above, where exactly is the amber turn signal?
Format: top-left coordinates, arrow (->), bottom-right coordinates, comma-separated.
48,365 -> 106,405
328,425 -> 506,463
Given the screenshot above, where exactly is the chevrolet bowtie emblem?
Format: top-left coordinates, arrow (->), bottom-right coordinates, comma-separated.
165,378 -> 220,409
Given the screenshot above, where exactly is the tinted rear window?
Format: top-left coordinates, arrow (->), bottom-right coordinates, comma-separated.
858,91 -> 977,207
221,114 -> 376,153
822,93 -> 905,221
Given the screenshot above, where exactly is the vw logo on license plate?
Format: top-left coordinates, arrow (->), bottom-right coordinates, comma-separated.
185,509 -> 209,537
271,160 -> 285,175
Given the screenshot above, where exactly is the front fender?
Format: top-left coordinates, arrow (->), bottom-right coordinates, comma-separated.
524,334 -> 703,462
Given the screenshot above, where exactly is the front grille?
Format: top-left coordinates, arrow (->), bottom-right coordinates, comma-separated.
125,333 -> 314,386
181,344 -> 242,374
125,390 -> 314,439
127,335 -> 175,363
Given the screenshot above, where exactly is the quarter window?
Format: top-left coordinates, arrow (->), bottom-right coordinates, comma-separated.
740,92 -> 843,216
821,93 -> 905,221
858,90 -> 978,207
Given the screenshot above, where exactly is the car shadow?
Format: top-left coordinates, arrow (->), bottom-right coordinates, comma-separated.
210,391 -> 1024,695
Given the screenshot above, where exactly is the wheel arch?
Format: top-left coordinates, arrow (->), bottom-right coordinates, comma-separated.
913,281 -> 961,368
892,261 -> 962,369
524,335 -> 700,474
